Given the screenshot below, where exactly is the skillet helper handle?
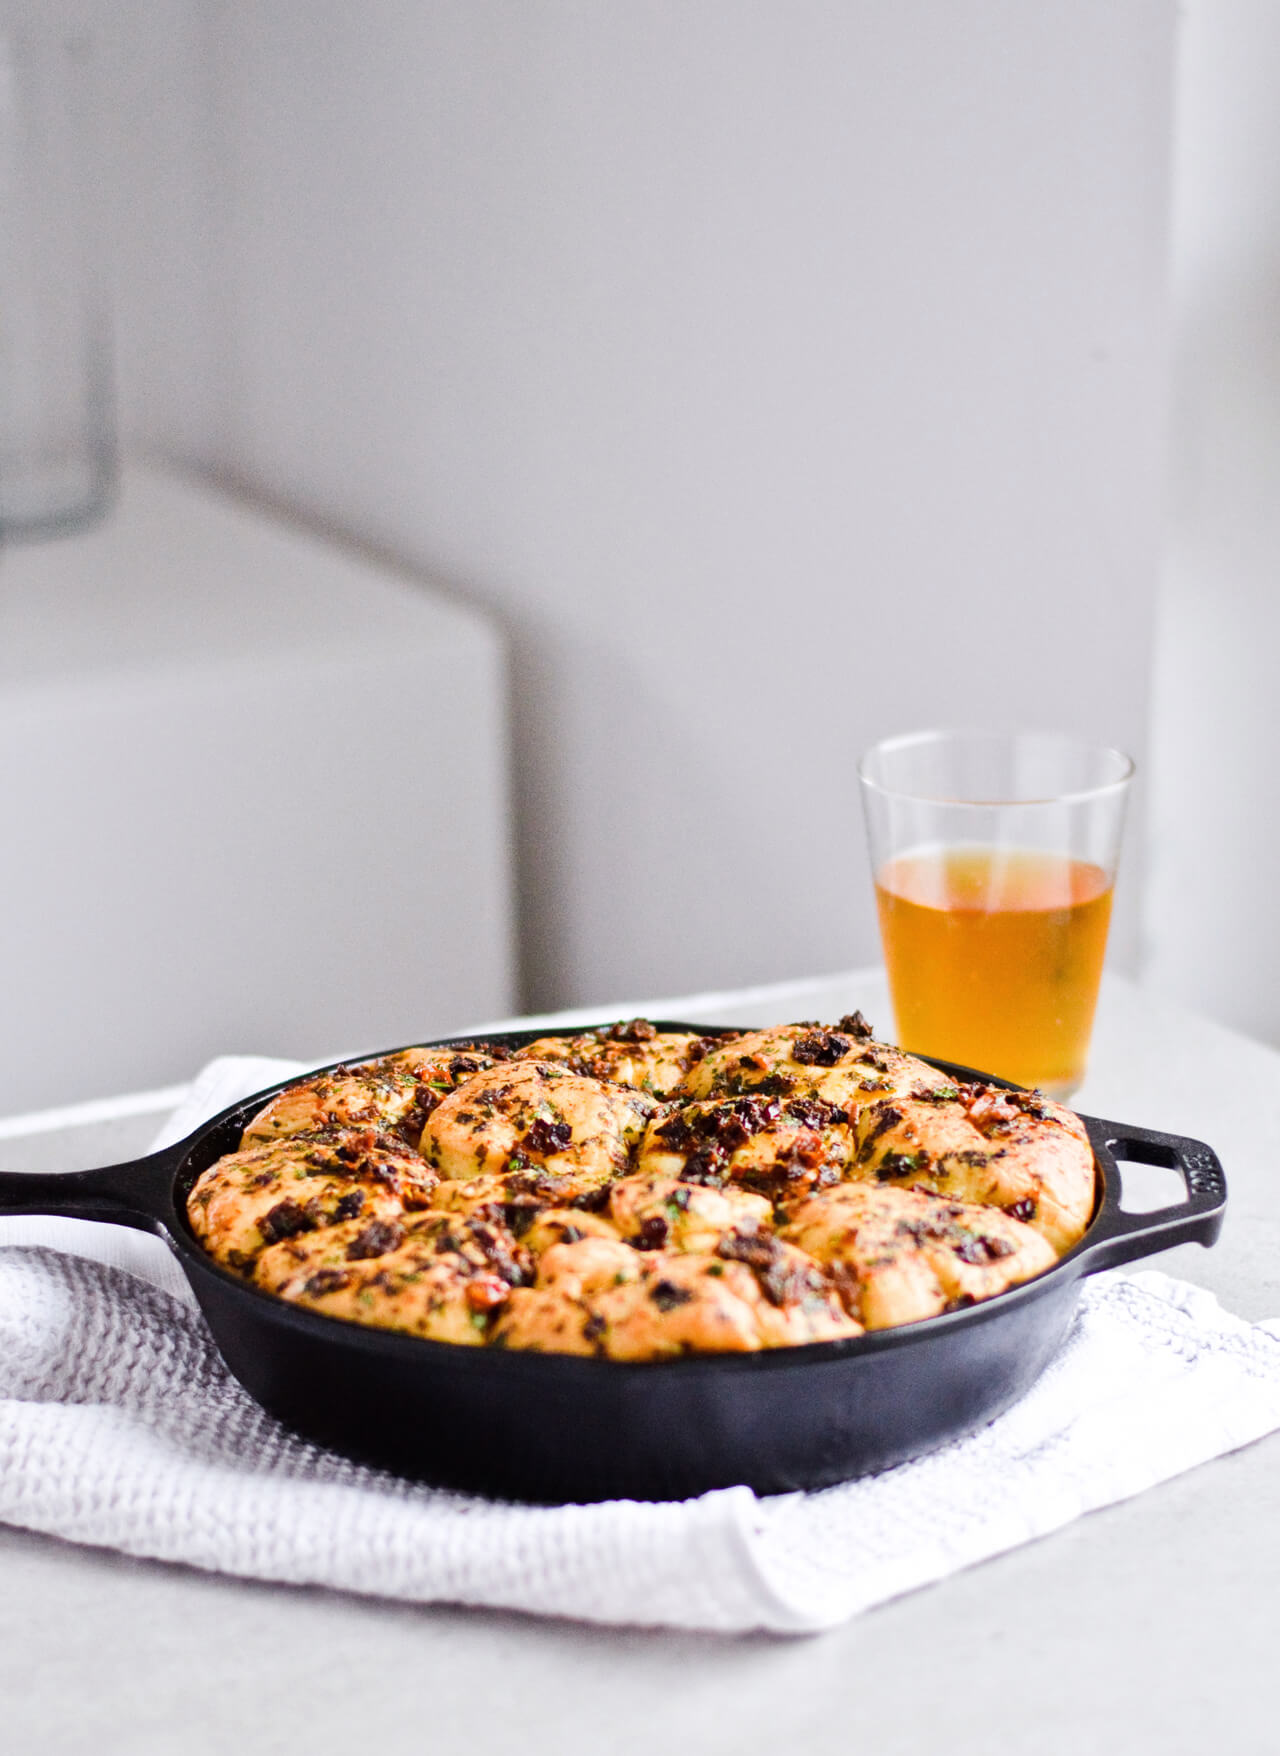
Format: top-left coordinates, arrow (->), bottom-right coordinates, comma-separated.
0,1150 -> 179,1232
1078,1120 -> 1228,1275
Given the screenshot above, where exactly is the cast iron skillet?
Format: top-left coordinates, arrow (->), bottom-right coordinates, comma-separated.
0,1023 -> 1227,1503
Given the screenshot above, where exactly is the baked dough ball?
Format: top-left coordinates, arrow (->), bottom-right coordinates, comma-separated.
491,1236 -> 861,1359
430,1164 -> 620,1240
635,1092 -> 853,1198
680,1017 -> 954,1113
518,1207 -> 623,1255
606,1173 -> 773,1253
254,1209 -> 532,1345
242,1046 -> 496,1147
514,1020 -> 735,1096
187,1127 -> 438,1275
419,1059 -> 659,1184
781,1182 -> 1057,1330
849,1084 -> 1095,1253
186,1016 -> 1096,1361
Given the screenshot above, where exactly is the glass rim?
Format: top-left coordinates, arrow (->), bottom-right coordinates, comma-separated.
856,728 -> 1135,808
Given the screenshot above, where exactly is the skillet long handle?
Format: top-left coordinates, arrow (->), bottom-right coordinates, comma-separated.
1077,1119 -> 1228,1274
0,1151 -> 179,1232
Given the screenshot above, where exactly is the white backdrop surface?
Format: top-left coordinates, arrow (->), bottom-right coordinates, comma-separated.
1145,0 -> 1280,1045
95,3 -> 1174,1012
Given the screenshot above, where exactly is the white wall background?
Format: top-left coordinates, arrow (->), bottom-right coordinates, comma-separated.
97,3 -> 1173,1014
1145,0 -> 1280,1046
93,0 -> 219,465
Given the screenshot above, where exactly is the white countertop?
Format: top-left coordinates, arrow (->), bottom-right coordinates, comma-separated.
1,969 -> 1277,1754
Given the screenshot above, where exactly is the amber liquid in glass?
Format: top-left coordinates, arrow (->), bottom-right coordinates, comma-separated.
874,846 -> 1113,1097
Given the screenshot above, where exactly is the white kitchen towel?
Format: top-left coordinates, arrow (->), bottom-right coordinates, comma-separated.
2,1054 -> 1280,1636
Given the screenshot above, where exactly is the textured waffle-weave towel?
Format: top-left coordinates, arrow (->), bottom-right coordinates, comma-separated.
1,1055 -> 1280,1635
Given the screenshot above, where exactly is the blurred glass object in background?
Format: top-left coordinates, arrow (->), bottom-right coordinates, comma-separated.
0,19 -> 116,538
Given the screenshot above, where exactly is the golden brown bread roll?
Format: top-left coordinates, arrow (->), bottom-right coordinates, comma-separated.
187,1127 -> 437,1276
781,1182 -> 1058,1329
848,1084 -> 1095,1253
188,1016 -> 1091,1358
491,1237 -> 862,1358
254,1208 -> 532,1345
513,1021 -> 728,1096
242,1046 -> 496,1146
419,1059 -> 660,1184
680,1018 -> 954,1112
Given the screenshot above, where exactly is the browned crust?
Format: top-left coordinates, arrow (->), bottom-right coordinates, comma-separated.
188,1020 -> 1092,1355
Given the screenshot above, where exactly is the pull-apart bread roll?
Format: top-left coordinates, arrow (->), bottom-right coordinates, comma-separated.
255,1209 -> 532,1345
636,1093 -> 854,1199
419,1059 -> 659,1185
431,1164 -> 616,1230
606,1172 -> 773,1252
491,1232 -> 862,1359
634,1019 -> 954,1201
849,1084 -> 1094,1253
681,1016 -> 953,1110
188,1014 -> 1094,1357
242,1046 -> 497,1146
517,1206 -> 624,1255
187,1128 -> 438,1276
781,1183 -> 1057,1330
513,1019 -> 730,1097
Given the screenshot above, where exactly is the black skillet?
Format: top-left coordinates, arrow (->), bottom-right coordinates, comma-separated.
0,1023 -> 1227,1504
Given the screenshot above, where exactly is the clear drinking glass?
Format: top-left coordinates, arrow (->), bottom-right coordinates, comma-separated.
858,730 -> 1134,1098
0,22 -> 116,537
